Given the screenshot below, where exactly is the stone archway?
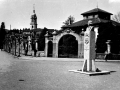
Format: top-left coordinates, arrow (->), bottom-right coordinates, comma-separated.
52,29 -> 84,58
58,34 -> 78,58
47,41 -> 53,57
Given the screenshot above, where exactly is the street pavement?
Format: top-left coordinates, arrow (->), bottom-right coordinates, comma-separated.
19,55 -> 120,62
0,50 -> 120,90
19,55 -> 84,62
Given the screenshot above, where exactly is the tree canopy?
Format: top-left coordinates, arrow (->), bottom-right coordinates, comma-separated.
63,15 -> 75,26
112,12 -> 120,23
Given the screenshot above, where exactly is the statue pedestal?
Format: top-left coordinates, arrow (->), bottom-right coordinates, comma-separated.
69,25 -> 110,76
69,69 -> 110,76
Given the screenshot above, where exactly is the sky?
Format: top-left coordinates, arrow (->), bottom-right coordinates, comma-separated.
0,0 -> 120,30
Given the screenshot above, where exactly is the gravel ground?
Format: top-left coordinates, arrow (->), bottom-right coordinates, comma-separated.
0,51 -> 120,90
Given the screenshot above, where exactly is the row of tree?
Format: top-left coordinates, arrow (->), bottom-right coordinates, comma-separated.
0,11 -> 119,49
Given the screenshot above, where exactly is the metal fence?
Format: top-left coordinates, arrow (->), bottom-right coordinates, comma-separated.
96,53 -> 120,60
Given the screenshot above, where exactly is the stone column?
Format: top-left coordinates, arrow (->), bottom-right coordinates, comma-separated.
94,27 -> 99,42
44,31 -> 49,57
28,36 -> 32,51
53,43 -> 58,57
45,42 -> 48,57
78,42 -> 81,58
34,40 -> 38,57
81,36 -> 84,58
81,30 -> 84,58
78,35 -> 84,58
52,30 -> 58,58
35,40 -> 38,50
82,20 -> 96,72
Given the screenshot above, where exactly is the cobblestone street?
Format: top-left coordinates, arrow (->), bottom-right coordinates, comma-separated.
0,51 -> 120,90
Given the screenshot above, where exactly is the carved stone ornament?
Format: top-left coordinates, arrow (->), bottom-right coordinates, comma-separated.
88,20 -> 93,26
48,37 -> 53,41
63,29 -> 74,33
45,31 -> 49,37
52,30 -> 57,35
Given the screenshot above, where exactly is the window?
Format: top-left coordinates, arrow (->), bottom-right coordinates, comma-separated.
95,15 -> 98,18
88,15 -> 93,19
83,16 -> 87,19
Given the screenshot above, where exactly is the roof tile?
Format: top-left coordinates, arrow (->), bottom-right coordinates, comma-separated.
81,8 -> 113,15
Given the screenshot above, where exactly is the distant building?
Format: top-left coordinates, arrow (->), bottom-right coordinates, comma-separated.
22,7 -> 56,52
44,8 -> 120,58
63,8 -> 120,54
30,6 -> 37,30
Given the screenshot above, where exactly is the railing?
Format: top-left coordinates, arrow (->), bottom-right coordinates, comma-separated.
108,54 -> 120,60
96,53 -> 120,60
3,44 -> 120,60
96,53 -> 106,59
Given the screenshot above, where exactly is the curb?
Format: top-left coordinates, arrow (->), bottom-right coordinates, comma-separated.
18,56 -> 120,62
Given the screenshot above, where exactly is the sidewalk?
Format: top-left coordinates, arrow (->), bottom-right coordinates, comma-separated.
18,55 -> 120,62
19,56 -> 84,62
2,50 -> 120,62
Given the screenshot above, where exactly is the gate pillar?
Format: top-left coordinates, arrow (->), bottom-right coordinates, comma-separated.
78,43 -> 81,58
78,34 -> 84,58
44,32 -> 49,57
52,31 -> 58,58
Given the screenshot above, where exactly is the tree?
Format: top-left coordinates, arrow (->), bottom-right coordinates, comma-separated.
38,27 -> 48,51
0,22 -> 6,49
1,22 -> 5,29
63,15 -> 75,26
112,12 -> 120,23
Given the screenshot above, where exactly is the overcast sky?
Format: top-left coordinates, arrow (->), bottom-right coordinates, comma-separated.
0,0 -> 120,30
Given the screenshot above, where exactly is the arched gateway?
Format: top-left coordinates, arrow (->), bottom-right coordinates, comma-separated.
45,29 -> 84,58
58,34 -> 78,58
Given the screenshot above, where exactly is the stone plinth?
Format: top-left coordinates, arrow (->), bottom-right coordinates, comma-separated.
69,70 -> 110,76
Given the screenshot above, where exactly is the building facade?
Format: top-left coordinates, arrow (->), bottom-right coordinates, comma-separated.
44,8 -> 120,58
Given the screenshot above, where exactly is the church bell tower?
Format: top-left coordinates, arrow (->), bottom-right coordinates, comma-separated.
30,5 -> 37,30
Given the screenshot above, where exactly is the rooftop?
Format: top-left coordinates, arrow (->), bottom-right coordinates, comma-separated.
62,18 -> 120,28
81,8 -> 113,15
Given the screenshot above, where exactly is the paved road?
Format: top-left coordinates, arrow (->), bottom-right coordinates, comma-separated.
0,51 -> 120,90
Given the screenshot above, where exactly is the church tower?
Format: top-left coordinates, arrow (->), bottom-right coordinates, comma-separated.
30,5 -> 37,30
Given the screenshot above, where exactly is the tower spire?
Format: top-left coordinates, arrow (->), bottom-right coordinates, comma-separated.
30,4 -> 37,30
33,4 -> 35,13
10,24 -> 11,30
97,0 -> 98,8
